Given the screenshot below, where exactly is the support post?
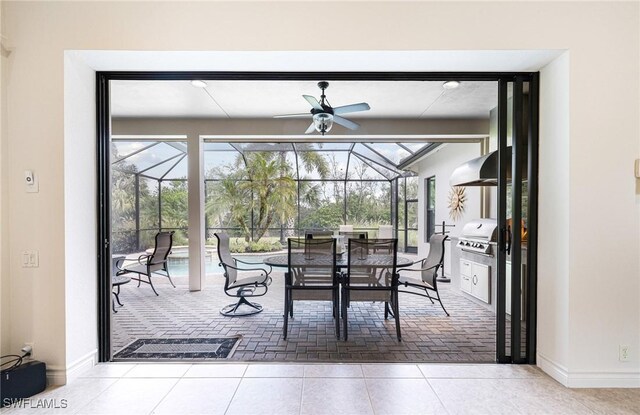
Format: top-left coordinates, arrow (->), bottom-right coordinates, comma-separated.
188,135 -> 205,291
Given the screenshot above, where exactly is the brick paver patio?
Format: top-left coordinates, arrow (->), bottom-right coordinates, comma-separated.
112,266 -> 496,362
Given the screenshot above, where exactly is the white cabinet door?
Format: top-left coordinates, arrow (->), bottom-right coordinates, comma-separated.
461,275 -> 472,293
471,263 -> 490,303
459,259 -> 472,294
460,259 -> 472,277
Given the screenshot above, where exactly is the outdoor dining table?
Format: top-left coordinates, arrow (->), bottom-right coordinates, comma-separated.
263,253 -> 414,270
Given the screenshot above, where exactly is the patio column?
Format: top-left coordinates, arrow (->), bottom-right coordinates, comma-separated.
188,134 -> 205,291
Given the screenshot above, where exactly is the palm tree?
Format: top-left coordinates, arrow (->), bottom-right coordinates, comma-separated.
242,152 -> 296,241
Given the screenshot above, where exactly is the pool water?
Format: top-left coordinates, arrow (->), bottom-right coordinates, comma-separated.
167,254 -> 274,277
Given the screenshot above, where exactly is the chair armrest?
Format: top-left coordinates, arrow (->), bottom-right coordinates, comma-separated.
398,264 -> 439,274
221,262 -> 272,275
137,254 -> 150,266
235,259 -> 272,275
114,257 -> 125,271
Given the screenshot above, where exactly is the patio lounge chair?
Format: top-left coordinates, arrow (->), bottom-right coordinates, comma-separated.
397,234 -> 450,316
117,231 -> 175,296
214,232 -> 272,316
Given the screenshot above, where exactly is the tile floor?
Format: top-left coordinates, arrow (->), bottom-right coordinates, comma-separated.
113,267 -> 497,362
1,363 -> 638,414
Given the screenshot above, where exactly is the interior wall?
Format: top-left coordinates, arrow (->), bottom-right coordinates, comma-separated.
0,0 -> 10,357
62,52 -> 98,380
536,52 -> 570,383
2,1 -> 638,387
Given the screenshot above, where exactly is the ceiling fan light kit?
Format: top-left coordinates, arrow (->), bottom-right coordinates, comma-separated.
275,81 -> 371,135
313,113 -> 334,135
190,80 -> 208,88
442,80 -> 461,90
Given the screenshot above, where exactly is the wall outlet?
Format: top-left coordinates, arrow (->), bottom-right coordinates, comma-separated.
619,345 -> 630,362
22,342 -> 34,360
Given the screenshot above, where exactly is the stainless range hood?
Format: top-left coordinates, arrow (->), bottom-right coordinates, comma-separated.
450,147 -> 522,187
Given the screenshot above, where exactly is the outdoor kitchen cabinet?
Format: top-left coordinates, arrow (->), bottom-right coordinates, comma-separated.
460,259 -> 490,303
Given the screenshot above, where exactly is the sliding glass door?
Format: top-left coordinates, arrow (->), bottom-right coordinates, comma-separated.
496,76 -> 538,363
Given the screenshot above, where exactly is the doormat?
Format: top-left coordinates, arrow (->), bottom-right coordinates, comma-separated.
113,337 -> 241,360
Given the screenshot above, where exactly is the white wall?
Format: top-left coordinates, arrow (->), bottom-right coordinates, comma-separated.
1,1 -> 638,387
416,143 -> 484,260
0,0 -> 10,357
62,52 -> 98,381
536,52 -> 571,383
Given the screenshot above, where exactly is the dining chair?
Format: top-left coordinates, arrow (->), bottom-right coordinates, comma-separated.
284,237 -> 340,339
342,238 -> 401,341
397,234 -> 449,316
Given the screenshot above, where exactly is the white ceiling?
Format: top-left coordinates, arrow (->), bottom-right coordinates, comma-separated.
111,80 -> 498,119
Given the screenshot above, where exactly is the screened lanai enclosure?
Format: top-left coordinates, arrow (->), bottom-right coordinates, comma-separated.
111,139 -> 424,258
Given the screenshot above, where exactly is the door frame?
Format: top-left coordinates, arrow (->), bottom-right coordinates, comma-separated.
96,71 -> 539,363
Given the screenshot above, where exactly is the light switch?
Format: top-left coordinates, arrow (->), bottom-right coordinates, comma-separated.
21,250 -> 39,267
29,251 -> 39,267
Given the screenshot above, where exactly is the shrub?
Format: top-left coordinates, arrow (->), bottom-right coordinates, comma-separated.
229,239 -> 282,253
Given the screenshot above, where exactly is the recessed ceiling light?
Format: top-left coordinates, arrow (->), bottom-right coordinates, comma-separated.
190,80 -> 208,88
442,80 -> 461,90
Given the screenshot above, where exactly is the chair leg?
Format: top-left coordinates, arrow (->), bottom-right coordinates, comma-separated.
393,291 -> 401,341
148,275 -> 159,296
424,289 -> 435,304
114,287 -> 124,307
283,290 -> 289,339
112,295 -> 117,313
167,273 -> 176,288
342,289 -> 348,341
221,296 -> 263,316
436,291 -> 450,316
334,288 -> 340,339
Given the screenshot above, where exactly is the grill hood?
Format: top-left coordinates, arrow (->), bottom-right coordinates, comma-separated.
460,219 -> 498,241
449,147 -> 523,187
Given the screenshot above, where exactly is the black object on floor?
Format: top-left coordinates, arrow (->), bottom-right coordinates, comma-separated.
1,360 -> 47,407
113,337 -> 241,360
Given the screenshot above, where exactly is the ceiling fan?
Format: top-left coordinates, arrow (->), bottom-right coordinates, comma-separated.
274,81 -> 371,135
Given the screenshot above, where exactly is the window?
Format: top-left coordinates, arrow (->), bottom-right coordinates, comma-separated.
425,176 -> 436,241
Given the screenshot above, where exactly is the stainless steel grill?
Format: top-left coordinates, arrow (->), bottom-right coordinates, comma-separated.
456,219 -> 498,255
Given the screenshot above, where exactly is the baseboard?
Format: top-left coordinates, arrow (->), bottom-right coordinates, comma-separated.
537,352 -> 569,386
537,352 -> 640,388
45,349 -> 97,386
45,365 -> 67,386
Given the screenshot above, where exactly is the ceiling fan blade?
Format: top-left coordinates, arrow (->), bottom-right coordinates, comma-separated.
273,113 -> 312,119
303,95 -> 323,111
304,122 -> 317,134
333,102 -> 371,115
333,115 -> 360,130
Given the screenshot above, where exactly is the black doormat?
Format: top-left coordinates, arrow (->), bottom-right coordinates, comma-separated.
113,337 -> 241,360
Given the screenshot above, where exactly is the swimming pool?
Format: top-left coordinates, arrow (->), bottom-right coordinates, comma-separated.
167,254 -> 275,277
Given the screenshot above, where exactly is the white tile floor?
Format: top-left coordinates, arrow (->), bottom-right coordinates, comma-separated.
2,363 -> 638,414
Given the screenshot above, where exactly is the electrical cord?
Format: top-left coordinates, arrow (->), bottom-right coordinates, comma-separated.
1,352 -> 30,373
